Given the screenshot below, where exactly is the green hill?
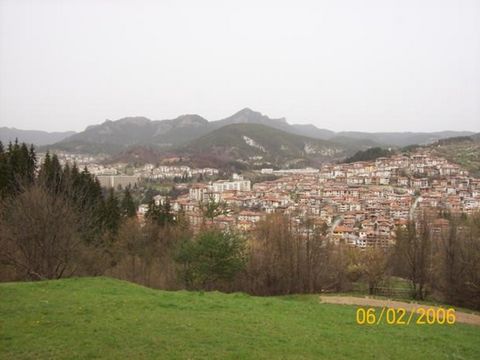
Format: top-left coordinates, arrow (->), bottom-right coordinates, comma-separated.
49,115 -> 210,154
181,123 -> 349,168
41,139 -> 125,155
428,136 -> 480,176
334,130 -> 475,147
1,277 -> 479,359
344,147 -> 394,163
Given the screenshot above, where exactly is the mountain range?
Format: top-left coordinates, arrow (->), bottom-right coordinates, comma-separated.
1,108 -> 476,168
177,123 -> 349,169
0,127 -> 75,146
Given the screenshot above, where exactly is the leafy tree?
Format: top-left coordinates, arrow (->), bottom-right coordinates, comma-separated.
175,229 -> 247,289
199,195 -> 228,222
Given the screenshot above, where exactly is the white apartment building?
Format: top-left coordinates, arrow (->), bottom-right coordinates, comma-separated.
212,180 -> 251,192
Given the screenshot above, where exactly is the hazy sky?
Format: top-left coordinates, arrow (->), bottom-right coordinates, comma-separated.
1,0 -> 479,133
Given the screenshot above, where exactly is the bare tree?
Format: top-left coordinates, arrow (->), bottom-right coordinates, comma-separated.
461,213 -> 480,309
108,218 -> 190,289
0,185 -> 85,280
394,214 -> 432,300
239,214 -> 336,295
433,213 -> 480,309
361,246 -> 388,295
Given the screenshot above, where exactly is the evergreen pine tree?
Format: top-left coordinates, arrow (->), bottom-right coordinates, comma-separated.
146,197 -> 175,226
121,187 -> 137,218
0,140 -> 36,195
103,188 -> 121,234
49,154 -> 63,193
38,152 -> 51,184
27,144 -> 37,184
0,141 -> 8,197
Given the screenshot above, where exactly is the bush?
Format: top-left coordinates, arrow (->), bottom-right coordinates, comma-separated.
175,229 -> 247,290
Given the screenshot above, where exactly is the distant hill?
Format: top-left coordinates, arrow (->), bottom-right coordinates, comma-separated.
46,140 -> 124,155
211,108 -> 291,130
210,109 -> 377,147
423,134 -> 480,176
344,147 -> 394,163
290,123 -> 335,139
18,108 -> 476,169
0,127 -> 75,146
54,115 -> 210,153
54,108 -> 340,154
48,108 -> 380,156
51,108 -> 473,155
339,132 -> 480,176
472,133 -> 480,141
333,131 -> 475,147
108,146 -> 166,165
325,135 -> 379,150
340,133 -> 480,177
178,123 -> 349,169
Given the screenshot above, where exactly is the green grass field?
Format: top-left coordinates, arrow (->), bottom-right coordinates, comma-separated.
1,277 -> 479,359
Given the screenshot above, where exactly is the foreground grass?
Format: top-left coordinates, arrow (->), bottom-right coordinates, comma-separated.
1,277 -> 479,359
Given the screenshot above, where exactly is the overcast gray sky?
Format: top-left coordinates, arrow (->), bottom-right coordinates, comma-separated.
0,0 -> 479,133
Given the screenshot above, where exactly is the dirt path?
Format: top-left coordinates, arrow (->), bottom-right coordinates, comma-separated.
319,295 -> 480,326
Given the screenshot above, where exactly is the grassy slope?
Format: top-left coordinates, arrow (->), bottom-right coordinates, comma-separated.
431,140 -> 480,176
404,135 -> 480,177
1,277 -> 479,359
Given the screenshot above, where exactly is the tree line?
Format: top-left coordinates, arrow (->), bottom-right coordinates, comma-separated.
344,147 -> 393,163
1,141 -> 479,310
0,141 -> 136,279
87,209 -> 480,310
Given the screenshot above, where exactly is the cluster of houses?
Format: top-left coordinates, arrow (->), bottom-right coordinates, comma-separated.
132,164 -> 219,180
40,149 -> 480,247
93,164 -> 220,189
37,152 -> 106,169
42,152 -> 220,185
137,152 -> 480,248
91,164 -> 219,183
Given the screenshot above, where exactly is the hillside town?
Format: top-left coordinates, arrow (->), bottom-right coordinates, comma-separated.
3,1 -> 480,357
38,152 -> 219,188
42,150 -> 480,248
131,152 -> 479,248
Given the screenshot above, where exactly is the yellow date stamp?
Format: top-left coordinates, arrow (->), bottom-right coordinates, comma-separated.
356,307 -> 456,325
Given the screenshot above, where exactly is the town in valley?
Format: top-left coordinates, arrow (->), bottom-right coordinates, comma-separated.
46,149 -> 480,248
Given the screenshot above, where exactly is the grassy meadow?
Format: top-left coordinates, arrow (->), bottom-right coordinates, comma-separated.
1,277 -> 479,359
